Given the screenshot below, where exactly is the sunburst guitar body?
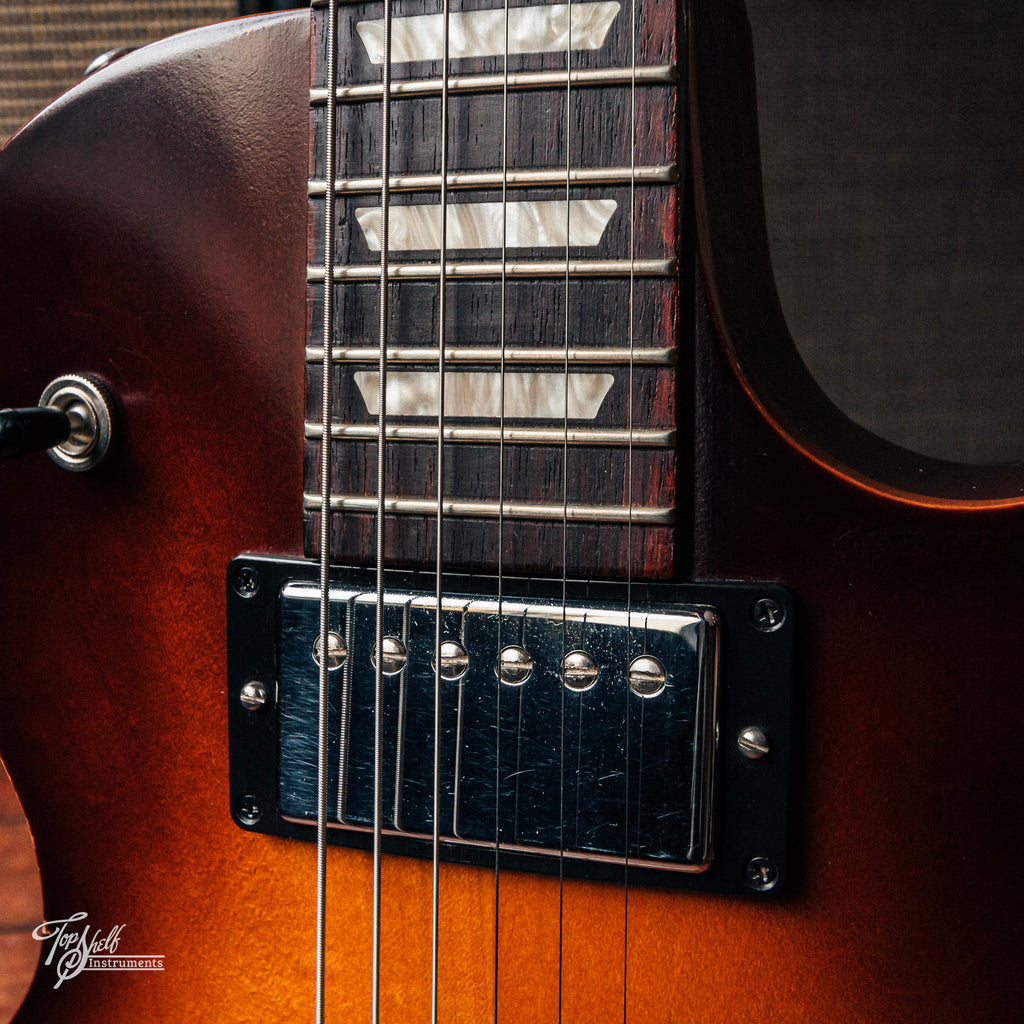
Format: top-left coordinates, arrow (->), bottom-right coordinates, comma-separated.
0,4 -> 1021,1022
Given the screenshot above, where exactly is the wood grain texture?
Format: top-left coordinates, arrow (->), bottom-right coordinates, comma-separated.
0,4 -> 1020,1023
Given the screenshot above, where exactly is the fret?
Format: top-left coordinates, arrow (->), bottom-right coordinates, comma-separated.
309,65 -> 677,103
309,258 -> 675,282
304,494 -> 675,526
306,423 -> 676,447
305,346 -> 677,365
308,164 -> 678,196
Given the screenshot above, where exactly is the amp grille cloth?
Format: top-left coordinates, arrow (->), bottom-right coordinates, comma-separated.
1,1 -> 238,143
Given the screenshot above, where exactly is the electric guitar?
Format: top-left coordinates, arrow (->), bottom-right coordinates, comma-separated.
1,2 -> 1021,1021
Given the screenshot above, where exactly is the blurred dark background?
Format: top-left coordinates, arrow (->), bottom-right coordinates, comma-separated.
747,0 -> 1023,465
0,2 -> 300,144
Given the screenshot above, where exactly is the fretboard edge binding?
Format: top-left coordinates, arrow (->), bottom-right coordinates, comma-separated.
309,165 -> 678,195
303,494 -> 674,525
310,65 -> 677,103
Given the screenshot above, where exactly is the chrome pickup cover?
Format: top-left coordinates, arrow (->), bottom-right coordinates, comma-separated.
227,557 -> 795,895
277,582 -> 718,871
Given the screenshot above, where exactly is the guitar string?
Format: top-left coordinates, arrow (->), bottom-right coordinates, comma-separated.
372,0 -> 394,1019
558,1 -> 574,1020
432,1 -> 452,1020
315,2 -> 340,1022
623,0 -> 639,1015
493,0 -> 511,1020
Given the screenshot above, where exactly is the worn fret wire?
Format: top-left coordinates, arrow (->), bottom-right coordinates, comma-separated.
371,0 -> 394,1020
623,0 -> 639,1016
432,2 -> 452,1021
558,2 -> 574,1021
493,0 -> 510,1021
315,2 -> 340,1023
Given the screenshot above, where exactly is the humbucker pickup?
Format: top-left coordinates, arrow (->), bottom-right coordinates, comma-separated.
227,556 -> 795,895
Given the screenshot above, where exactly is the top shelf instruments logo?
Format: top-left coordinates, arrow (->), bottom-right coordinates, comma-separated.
32,913 -> 164,990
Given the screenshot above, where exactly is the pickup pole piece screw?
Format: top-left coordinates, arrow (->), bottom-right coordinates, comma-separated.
629,654 -> 667,697
240,681 -> 268,710
313,632 -> 347,670
434,640 -> 470,681
751,597 -> 785,632
497,645 -> 533,686
738,726 -> 770,759
561,650 -> 599,691
745,856 -> 778,892
233,565 -> 260,598
372,636 -> 408,676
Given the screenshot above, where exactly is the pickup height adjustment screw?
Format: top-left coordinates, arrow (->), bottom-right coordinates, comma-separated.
745,856 -> 778,892
239,681 -> 268,710
312,632 -> 347,670
751,597 -> 786,632
237,795 -> 262,826
738,726 -> 770,759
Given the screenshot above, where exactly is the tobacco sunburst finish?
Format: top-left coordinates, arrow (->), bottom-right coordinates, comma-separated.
0,5 -> 1021,1023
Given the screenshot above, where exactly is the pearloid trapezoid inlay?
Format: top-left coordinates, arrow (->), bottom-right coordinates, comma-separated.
356,2 -> 621,64
353,371 -> 616,420
355,199 -> 617,251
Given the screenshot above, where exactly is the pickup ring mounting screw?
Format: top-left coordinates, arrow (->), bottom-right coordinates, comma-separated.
745,856 -> 779,892
233,566 -> 260,598
237,795 -> 262,826
751,597 -> 785,632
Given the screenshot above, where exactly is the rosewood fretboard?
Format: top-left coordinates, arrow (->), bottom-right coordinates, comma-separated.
304,0 -> 684,579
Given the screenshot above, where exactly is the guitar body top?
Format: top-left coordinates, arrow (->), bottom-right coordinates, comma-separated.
0,7 -> 1020,1023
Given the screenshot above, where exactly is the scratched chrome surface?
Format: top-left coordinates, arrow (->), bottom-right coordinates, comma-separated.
277,582 -> 718,870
